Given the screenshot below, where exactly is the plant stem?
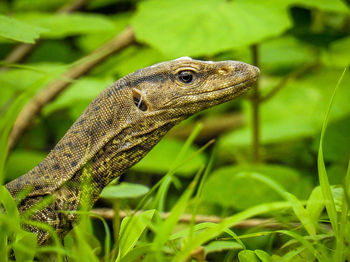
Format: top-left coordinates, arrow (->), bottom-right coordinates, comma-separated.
251,44 -> 261,163
113,201 -> 121,247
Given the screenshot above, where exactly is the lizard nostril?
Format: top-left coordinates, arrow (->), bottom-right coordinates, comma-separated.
132,89 -> 148,112
252,65 -> 260,76
218,68 -> 230,75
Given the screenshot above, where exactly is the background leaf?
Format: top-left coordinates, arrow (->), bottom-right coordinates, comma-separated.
0,15 -> 47,43
204,240 -> 242,254
14,12 -> 115,38
100,183 -> 149,199
132,0 -> 292,57
132,138 -> 206,177
202,165 -> 306,210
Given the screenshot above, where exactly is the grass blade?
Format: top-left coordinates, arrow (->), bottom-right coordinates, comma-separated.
239,172 -> 316,236
173,201 -> 293,262
116,210 -> 155,261
317,68 -> 347,237
151,166 -> 203,261
136,123 -> 203,212
277,230 -> 324,261
334,159 -> 350,261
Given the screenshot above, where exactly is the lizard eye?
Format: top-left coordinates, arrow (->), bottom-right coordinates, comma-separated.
133,90 -> 148,112
177,70 -> 194,84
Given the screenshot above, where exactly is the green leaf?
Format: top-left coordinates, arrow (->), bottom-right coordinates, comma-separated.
327,164 -> 348,185
5,150 -> 46,181
71,224 -> 100,262
260,36 -> 316,73
12,231 -> 37,262
285,192 -> 316,236
306,186 -> 324,222
202,164 -> 302,210
0,15 -> 47,43
100,183 -> 149,199
119,245 -> 151,262
132,138 -> 206,177
0,87 -> 15,108
331,186 -> 344,213
255,249 -> 272,262
28,40 -> 82,64
13,0 -> 68,12
0,63 -> 65,92
204,241 -> 242,254
91,46 -> 165,78
15,12 -> 115,38
117,210 -> 155,261
238,250 -> 259,262
322,37 -> 350,68
132,0 -> 291,57
76,13 -> 131,53
0,186 -> 20,225
43,76 -> 113,119
312,115 -> 350,164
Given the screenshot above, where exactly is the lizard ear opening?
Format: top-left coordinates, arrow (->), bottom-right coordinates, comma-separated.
133,89 -> 148,112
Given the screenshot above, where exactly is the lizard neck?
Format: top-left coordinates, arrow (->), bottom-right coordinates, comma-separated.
83,120 -> 177,202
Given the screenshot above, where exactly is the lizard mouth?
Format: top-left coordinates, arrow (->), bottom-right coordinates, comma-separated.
163,75 -> 258,108
207,75 -> 258,95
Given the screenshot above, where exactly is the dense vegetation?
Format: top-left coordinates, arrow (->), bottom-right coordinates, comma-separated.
0,0 -> 349,261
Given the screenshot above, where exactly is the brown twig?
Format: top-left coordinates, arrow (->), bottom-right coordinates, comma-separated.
2,44 -> 36,66
91,208 -> 292,229
58,0 -> 89,13
187,247 -> 205,262
1,0 -> 89,67
8,26 -> 135,150
259,62 -> 318,103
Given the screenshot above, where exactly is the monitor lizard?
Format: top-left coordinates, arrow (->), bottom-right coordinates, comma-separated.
5,57 -> 259,244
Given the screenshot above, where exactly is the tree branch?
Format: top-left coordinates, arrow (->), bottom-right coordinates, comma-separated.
259,63 -> 318,103
8,26 -> 135,150
92,208 -> 294,229
2,44 -> 36,66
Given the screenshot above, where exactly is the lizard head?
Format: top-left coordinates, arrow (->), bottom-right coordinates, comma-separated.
125,56 -> 259,123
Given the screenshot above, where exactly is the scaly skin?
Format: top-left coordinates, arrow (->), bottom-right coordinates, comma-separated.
5,57 -> 259,244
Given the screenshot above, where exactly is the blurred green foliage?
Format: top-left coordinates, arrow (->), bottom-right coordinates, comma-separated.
0,0 -> 349,261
